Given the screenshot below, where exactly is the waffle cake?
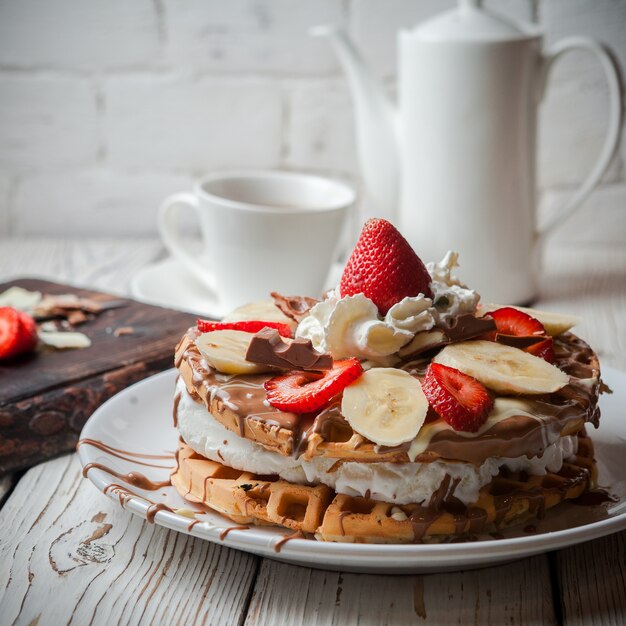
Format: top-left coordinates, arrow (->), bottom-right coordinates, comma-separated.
170,218 -> 603,543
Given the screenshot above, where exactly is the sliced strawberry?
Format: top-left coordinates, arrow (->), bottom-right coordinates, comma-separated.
0,307 -> 37,360
485,307 -> 554,362
421,363 -> 493,433
525,337 -> 555,363
197,319 -> 292,338
486,307 -> 546,339
339,218 -> 432,315
264,358 -> 363,414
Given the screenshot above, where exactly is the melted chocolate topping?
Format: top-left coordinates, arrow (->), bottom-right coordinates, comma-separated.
177,329 -> 601,467
271,292 -> 319,322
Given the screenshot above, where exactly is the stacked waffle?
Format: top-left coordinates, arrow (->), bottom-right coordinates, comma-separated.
171,219 -> 602,543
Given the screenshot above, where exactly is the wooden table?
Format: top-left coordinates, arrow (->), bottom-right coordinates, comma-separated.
0,237 -> 624,625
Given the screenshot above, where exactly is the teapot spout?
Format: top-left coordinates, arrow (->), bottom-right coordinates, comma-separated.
311,25 -> 399,221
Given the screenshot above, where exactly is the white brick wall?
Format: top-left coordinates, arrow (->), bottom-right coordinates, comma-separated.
285,79 -> 357,175
0,0 -> 624,238
0,75 -> 99,171
13,170 -> 195,236
162,0 -> 346,74
0,0 -> 159,70
105,75 -> 283,170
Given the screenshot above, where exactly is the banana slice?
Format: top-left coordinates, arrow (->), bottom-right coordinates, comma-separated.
195,330 -> 274,375
398,329 -> 447,358
222,300 -> 296,329
478,303 -> 580,336
341,368 -> 429,446
433,340 -> 569,395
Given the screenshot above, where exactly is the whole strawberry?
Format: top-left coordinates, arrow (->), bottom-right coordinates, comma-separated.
0,306 -> 38,360
339,218 -> 433,315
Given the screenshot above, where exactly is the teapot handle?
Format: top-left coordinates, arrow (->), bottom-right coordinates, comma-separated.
537,37 -> 624,238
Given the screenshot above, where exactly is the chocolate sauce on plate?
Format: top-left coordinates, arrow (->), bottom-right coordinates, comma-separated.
219,525 -> 249,541
273,529 -> 305,552
82,462 -> 170,490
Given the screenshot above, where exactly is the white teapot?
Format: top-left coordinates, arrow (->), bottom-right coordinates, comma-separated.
313,0 -> 623,303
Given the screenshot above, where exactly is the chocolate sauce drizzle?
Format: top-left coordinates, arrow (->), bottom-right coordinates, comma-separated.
77,438 -> 174,469
82,462 -> 171,490
273,529 -> 305,552
173,391 -> 182,427
146,503 -> 175,523
219,525 -> 249,541
397,444 -> 593,542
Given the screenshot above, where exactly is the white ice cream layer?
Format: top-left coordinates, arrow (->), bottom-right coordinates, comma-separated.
176,379 -> 578,505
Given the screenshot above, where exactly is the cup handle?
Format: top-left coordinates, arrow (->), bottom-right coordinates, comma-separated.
157,192 -> 217,293
537,37 -> 624,239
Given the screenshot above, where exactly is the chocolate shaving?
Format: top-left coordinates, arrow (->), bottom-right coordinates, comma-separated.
246,328 -> 333,371
442,314 -> 497,341
33,294 -> 129,327
495,334 -> 545,349
67,310 -> 89,326
271,292 -> 319,323
113,326 -> 135,337
399,315 -> 497,359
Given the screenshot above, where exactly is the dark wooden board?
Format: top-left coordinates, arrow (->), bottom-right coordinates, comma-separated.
0,278 -> 198,475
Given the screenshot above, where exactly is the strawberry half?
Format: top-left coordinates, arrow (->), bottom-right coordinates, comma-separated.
526,337 -> 555,363
0,307 -> 38,360
264,358 -> 363,414
197,319 -> 292,338
486,307 -> 546,339
339,218 -> 432,315
421,363 -> 493,433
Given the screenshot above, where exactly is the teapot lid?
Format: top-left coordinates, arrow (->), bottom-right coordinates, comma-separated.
409,0 -> 540,42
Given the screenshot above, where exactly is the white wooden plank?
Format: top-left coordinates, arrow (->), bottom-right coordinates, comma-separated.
244,556 -> 557,625
0,237 -> 164,296
538,245 -> 626,369
0,454 -> 259,626
557,531 -> 626,626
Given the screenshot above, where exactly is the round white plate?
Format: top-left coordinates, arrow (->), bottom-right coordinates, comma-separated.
130,256 -> 344,319
79,367 -> 626,574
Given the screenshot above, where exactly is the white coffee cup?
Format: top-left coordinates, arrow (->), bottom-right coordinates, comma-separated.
158,170 -> 355,314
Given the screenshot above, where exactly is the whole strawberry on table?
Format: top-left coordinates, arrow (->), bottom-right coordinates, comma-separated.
0,307 -> 38,360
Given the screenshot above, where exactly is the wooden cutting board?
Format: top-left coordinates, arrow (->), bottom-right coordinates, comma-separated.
0,278 -> 199,475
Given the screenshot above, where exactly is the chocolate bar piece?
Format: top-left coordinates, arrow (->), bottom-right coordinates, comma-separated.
246,328 -> 333,371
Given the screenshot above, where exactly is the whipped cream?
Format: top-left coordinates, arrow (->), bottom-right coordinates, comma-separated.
296,251 -> 479,361
295,292 -> 423,361
176,379 -> 578,506
426,251 -> 479,325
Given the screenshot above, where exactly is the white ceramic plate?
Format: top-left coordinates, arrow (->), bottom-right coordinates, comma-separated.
79,367 -> 626,574
130,256 -> 344,319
